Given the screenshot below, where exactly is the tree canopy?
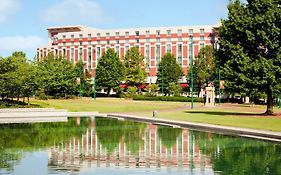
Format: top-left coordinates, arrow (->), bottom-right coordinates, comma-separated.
156,53 -> 183,95
95,48 -> 124,96
193,45 -> 216,96
218,0 -> 281,114
123,47 -> 146,87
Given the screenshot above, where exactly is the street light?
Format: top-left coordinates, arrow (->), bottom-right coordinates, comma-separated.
93,69 -> 96,101
161,62 -> 164,96
79,52 -> 83,98
189,35 -> 194,109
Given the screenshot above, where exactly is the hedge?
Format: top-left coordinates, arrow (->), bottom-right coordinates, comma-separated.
132,95 -> 204,103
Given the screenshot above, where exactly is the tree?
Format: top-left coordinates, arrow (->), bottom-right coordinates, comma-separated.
156,53 -> 183,95
193,46 -> 216,97
123,47 -> 146,87
95,48 -> 124,96
145,84 -> 160,97
218,0 -> 281,114
36,54 -> 77,98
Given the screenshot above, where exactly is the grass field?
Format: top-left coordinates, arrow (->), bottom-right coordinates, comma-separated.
31,98 -> 281,132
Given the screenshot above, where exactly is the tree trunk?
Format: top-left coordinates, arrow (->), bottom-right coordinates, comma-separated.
107,87 -> 111,97
265,87 -> 274,115
17,94 -> 20,102
28,96 -> 30,106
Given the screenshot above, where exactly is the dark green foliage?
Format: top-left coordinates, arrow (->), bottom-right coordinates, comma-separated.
156,53 -> 183,95
218,0 -> 281,114
133,95 -> 204,103
158,126 -> 182,149
0,52 -> 37,103
193,46 -> 216,96
123,47 -> 146,87
95,49 -> 124,96
36,54 -> 77,98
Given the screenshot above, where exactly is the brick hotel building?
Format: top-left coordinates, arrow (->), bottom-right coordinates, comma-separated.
37,25 -> 219,83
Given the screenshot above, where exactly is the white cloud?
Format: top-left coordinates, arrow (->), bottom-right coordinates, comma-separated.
0,35 -> 46,51
42,0 -> 102,25
0,0 -> 20,23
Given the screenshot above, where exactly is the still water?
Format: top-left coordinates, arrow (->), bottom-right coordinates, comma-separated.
0,117 -> 280,175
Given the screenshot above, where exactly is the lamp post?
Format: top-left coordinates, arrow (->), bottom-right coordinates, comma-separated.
279,93 -> 281,108
218,68 -> 221,104
161,63 -> 164,96
189,36 -> 194,109
93,69 -> 96,101
79,52 -> 83,98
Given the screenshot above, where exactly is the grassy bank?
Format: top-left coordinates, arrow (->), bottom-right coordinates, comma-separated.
30,98 -> 281,132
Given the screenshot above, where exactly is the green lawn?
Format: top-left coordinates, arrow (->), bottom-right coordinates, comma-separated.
31,98 -> 281,132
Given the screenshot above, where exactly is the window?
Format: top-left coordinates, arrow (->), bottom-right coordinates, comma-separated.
88,47 -> 92,70
106,32 -> 110,38
88,41 -> 91,45
71,48 -> 75,63
97,40 -> 100,45
97,33 -> 101,38
167,38 -> 171,42
145,30 -> 150,37
88,33 -> 91,38
200,29 -> 205,35
63,42 -> 66,47
62,48 -> 66,58
135,31 -> 139,36
96,47 -> 101,67
116,40 -> 119,44
145,45 -> 150,70
156,45 -> 161,67
125,45 -> 130,54
189,29 -> 193,35
146,38 -> 150,43
63,35 -> 66,39
177,29 -> 182,36
125,31 -> 129,38
71,42 -> 74,46
166,44 -> 172,53
79,42 -> 82,46
178,37 -> 182,42
177,44 -> 183,66
156,30 -> 160,36
200,36 -> 204,41
136,39 -> 139,43
115,45 -> 120,56
200,43 -> 205,50
71,34 -> 74,39
79,48 -> 83,60
125,39 -> 129,44
167,30 -> 171,36
106,40 -> 110,45
156,38 -> 160,43
79,34 -> 83,39
115,32 -> 119,37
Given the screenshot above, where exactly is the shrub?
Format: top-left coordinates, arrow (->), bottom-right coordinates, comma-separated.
133,95 -> 204,103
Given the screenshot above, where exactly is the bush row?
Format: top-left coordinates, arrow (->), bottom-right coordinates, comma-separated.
132,95 -> 204,103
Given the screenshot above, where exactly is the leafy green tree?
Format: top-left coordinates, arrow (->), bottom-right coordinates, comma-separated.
145,84 -> 160,97
36,54 -> 77,98
218,0 -> 281,114
193,46 -> 216,96
168,82 -> 182,97
123,47 -> 146,87
95,48 -> 124,96
156,53 -> 183,95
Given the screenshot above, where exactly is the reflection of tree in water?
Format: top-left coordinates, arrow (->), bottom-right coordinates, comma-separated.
123,121 -> 146,154
0,118 -> 90,171
95,117 -> 146,154
95,118 -> 125,153
157,126 -> 182,149
194,131 -> 281,175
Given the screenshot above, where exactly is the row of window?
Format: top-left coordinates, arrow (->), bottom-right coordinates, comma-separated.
62,29 -> 206,40
62,36 -> 206,47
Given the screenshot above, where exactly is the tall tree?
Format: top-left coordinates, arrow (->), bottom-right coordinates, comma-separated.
123,47 -> 146,87
95,48 -> 124,96
218,0 -> 281,114
36,54 -> 77,98
193,46 -> 216,96
156,53 -> 183,95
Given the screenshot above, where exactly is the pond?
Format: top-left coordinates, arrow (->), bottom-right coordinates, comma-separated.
0,117 -> 280,175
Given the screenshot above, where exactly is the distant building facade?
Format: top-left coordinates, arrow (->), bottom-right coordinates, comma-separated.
37,25 -> 219,83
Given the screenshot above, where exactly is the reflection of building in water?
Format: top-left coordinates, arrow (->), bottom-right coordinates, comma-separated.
48,118 -> 212,172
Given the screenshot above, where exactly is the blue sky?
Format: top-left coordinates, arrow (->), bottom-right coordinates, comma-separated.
0,0 -> 241,58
